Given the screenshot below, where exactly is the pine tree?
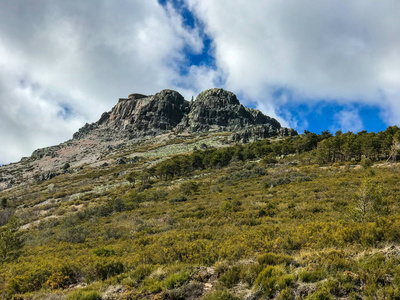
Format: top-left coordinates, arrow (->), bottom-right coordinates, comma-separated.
348,179 -> 384,222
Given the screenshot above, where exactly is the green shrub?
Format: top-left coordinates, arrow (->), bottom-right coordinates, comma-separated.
58,226 -> 90,243
254,266 -> 280,296
305,287 -> 333,300
165,271 -> 190,289
131,264 -> 154,283
142,277 -> 163,293
180,181 -> 199,196
67,289 -> 102,300
239,263 -> 263,285
95,261 -> 124,280
113,198 -> 125,212
299,269 -> 326,283
219,266 -> 241,288
360,157 -> 373,169
278,288 -> 294,300
257,253 -> 293,266
93,247 -> 116,257
169,195 -> 188,203
0,216 -> 23,260
202,290 -> 238,300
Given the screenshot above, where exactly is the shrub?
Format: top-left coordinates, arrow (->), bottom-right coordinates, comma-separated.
0,216 -> 23,260
219,266 -> 241,288
95,260 -> 124,280
180,181 -> 199,196
113,198 -> 125,212
202,290 -> 238,300
93,247 -> 116,257
254,266 -> 278,296
220,201 -> 233,216
254,265 -> 289,296
305,287 -> 333,300
165,271 -> 190,289
67,289 -> 102,300
0,209 -> 12,226
257,253 -> 293,266
279,288 -> 294,300
299,269 -> 327,283
47,272 -> 70,289
131,264 -> 154,283
239,264 -> 263,285
360,157 -> 373,169
169,196 -> 188,203
58,226 -> 90,243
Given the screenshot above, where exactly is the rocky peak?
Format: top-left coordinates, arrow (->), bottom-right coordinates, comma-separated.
74,89 -> 189,139
177,88 -> 282,136
194,88 -> 240,107
73,88 -> 296,141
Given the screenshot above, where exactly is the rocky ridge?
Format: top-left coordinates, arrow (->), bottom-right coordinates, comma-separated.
0,88 -> 296,191
73,88 -> 296,142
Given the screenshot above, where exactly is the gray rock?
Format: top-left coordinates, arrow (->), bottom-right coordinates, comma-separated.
72,88 -> 296,142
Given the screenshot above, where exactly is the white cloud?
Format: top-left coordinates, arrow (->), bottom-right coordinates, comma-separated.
2,0 -> 400,163
332,109 -> 364,133
186,0 -> 400,122
0,0 -> 204,163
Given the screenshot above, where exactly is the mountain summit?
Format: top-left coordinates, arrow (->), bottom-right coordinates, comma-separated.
73,88 -> 296,142
0,88 -> 296,190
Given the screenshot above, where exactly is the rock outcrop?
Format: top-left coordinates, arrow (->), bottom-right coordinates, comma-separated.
73,88 -> 296,142
74,90 -> 189,140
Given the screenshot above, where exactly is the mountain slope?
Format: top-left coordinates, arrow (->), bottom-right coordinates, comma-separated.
2,90 -> 400,299
0,88 -> 295,191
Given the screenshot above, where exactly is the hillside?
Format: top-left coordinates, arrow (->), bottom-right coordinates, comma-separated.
1,89 -> 400,299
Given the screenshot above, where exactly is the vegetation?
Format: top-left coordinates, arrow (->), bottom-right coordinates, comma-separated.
1,126 -> 400,298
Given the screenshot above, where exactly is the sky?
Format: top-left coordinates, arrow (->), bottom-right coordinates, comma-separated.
0,0 -> 399,164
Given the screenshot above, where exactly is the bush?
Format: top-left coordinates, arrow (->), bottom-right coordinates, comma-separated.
165,271 -> 190,289
113,198 -> 125,212
180,181 -> 199,196
220,266 -> 241,288
0,216 -> 23,260
131,264 -> 154,283
299,269 -> 326,283
93,247 -> 116,257
169,196 -> 188,203
360,157 -> 373,169
203,290 -> 238,300
305,287 -> 333,300
257,253 -> 293,266
95,260 -> 124,280
254,265 -> 287,296
67,289 -> 102,300
279,288 -> 294,300
58,226 -> 90,243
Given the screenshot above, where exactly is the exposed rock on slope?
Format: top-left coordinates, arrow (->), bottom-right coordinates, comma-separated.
74,88 -> 296,142
74,90 -> 189,140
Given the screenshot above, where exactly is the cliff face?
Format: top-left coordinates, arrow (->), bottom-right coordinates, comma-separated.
74,90 -> 189,139
73,88 -> 296,142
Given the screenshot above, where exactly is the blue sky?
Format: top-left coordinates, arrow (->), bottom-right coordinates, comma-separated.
0,0 -> 399,163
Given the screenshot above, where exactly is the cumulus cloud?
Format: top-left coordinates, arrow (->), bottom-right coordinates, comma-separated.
332,109 -> 364,133
1,0 -> 400,163
0,0 -> 204,163
186,0 -> 400,125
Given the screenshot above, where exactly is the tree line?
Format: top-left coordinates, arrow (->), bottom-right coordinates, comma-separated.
142,126 -> 400,181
